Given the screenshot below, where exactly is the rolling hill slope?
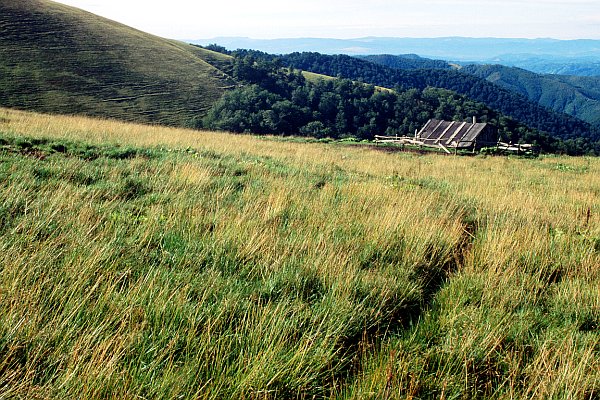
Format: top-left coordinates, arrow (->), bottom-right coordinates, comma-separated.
461,64 -> 600,127
0,0 -> 234,126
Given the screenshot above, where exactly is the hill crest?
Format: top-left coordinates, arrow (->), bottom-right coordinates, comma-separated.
0,0 -> 234,126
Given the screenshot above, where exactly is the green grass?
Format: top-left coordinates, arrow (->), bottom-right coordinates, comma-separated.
0,0 -> 234,127
301,71 -> 337,83
301,71 -> 394,93
0,108 -> 598,399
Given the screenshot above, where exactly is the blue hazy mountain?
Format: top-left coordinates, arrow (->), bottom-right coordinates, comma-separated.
191,37 -> 600,60
476,55 -> 600,76
191,37 -> 600,76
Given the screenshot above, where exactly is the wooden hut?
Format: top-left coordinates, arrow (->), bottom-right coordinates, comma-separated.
416,118 -> 498,152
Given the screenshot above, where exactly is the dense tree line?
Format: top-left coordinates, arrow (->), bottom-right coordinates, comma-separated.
257,52 -> 599,153
358,54 -> 452,71
202,54 -> 566,151
198,47 -> 600,153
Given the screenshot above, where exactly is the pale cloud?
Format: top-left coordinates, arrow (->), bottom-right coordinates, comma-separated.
54,0 -> 600,39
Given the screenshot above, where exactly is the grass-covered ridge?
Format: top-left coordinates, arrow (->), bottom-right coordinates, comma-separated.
0,0 -> 233,126
0,108 -> 598,399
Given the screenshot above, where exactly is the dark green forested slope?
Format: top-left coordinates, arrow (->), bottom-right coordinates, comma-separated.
200,53 -> 585,153
0,0 -> 234,126
202,54 -> 503,138
358,54 -> 452,71
461,64 -> 600,127
276,52 -> 599,144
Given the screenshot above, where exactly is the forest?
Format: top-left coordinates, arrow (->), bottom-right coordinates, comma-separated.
276,52 -> 599,142
201,50 -> 597,154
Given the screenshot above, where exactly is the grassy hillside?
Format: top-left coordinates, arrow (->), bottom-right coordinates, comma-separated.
301,70 -> 337,83
0,0 -> 234,126
1,107 -> 598,399
462,64 -> 600,127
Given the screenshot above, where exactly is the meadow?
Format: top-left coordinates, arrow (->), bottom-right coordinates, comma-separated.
0,107 -> 598,399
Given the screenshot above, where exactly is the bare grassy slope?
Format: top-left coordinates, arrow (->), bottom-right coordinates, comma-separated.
0,0 -> 233,126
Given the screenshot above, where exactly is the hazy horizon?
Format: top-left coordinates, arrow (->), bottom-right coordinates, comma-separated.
54,0 -> 600,41
195,35 -> 600,41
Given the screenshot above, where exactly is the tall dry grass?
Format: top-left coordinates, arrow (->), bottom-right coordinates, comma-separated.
0,107 -> 598,399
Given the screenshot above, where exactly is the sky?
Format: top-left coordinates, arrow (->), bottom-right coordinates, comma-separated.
54,0 -> 600,40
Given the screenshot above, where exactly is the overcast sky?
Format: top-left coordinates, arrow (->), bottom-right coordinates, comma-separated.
54,0 -> 600,40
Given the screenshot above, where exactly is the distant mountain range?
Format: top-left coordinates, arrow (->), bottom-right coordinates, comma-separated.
192,37 -> 600,76
475,55 -> 600,76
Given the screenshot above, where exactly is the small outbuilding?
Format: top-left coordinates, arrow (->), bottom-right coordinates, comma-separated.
416,118 -> 498,152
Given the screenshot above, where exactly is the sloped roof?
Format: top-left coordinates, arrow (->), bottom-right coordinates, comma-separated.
417,119 -> 494,148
